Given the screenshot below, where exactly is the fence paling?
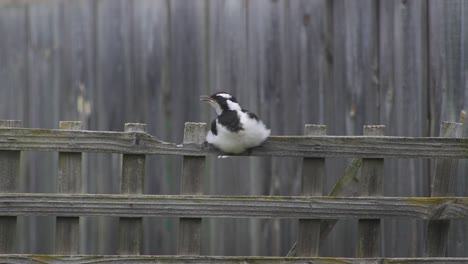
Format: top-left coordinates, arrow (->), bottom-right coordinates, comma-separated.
425,122 -> 462,257
297,124 -> 326,257
357,125 -> 385,257
177,123 -> 206,255
56,121 -> 83,254
119,123 -> 147,255
0,120 -> 21,253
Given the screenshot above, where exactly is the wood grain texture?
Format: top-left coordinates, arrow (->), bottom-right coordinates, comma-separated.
0,0 -> 467,257
379,0 -> 430,256
56,121 -> 82,255
178,123 -> 206,255
0,120 -> 21,253
297,125 -> 326,257
119,124 -> 146,255
0,194 -> 465,220
357,125 -> 384,257
317,158 -> 363,243
21,1 -> 63,253
1,128 -> 468,158
425,122 -> 462,257
0,255 -> 465,264
428,2 -> 468,255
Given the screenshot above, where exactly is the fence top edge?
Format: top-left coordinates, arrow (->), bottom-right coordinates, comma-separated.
0,127 -> 467,140
0,193 -> 466,202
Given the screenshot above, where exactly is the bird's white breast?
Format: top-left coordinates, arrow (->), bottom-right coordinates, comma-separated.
206,110 -> 270,154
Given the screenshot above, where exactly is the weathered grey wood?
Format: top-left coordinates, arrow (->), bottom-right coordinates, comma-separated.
56,121 -> 82,255
0,255 -> 464,264
2,128 -> 468,158
178,123 -> 206,255
286,157 -> 363,256
317,158 -> 363,242
297,125 -> 326,257
0,194 -> 466,220
119,123 -> 146,255
0,120 -> 21,253
379,0 -> 430,256
428,0 -> 468,255
357,125 -> 384,257
0,0 -> 467,257
425,122 -> 462,257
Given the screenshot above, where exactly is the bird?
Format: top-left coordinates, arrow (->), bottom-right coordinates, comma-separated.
200,92 -> 270,154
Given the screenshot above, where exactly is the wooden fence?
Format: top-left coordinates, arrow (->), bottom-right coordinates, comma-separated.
0,119 -> 467,263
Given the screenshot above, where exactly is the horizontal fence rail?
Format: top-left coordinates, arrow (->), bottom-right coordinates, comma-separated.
0,255 -> 467,264
0,127 -> 468,158
0,121 -> 465,262
0,194 -> 466,219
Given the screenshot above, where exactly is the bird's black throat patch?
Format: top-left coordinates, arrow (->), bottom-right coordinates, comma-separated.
217,110 -> 243,132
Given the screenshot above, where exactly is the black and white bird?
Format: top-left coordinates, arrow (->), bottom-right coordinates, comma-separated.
200,92 -> 270,154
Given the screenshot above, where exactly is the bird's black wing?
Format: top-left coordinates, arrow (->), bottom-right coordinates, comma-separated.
210,119 -> 218,135
242,109 -> 258,121
218,110 -> 243,132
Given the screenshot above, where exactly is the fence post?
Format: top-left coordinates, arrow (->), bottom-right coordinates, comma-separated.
56,121 -> 82,254
177,122 -> 206,255
119,123 -> 147,255
0,120 -> 21,253
297,124 -> 326,256
425,121 -> 462,257
356,125 -> 384,257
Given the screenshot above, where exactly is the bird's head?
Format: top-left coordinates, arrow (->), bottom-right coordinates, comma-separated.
200,92 -> 241,115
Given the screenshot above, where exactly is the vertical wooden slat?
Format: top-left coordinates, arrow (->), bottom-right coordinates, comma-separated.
119,123 -> 146,255
296,124 -> 326,256
56,121 -> 82,254
0,120 -> 21,253
356,125 -> 384,257
425,121 -> 462,257
177,122 -> 206,255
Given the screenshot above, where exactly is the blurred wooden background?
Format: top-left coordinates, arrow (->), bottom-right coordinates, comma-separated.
0,0 -> 467,257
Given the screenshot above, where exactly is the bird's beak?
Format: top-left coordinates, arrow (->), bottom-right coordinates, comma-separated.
200,95 -> 214,102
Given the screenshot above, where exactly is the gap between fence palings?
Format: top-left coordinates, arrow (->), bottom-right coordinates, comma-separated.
119,123 -> 146,255
0,120 -> 21,253
357,125 -> 384,258
425,121 -> 462,257
297,125 -> 326,257
177,123 -> 206,255
56,121 -> 83,254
